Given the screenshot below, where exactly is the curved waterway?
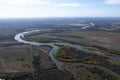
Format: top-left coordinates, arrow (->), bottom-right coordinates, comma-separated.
14,29 -> 87,69
14,29 -> 120,78
14,29 -> 120,69
0,23 -> 119,79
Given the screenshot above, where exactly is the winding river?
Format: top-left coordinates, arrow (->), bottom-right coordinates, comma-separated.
14,27 -> 120,78
15,29 -> 88,68
0,22 -> 119,80
14,29 -> 87,69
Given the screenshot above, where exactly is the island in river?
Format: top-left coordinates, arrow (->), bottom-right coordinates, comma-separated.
0,18 -> 120,80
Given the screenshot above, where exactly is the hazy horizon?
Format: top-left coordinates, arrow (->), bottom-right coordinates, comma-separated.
0,17 -> 120,19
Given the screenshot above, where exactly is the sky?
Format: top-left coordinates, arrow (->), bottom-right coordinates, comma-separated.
0,0 -> 120,18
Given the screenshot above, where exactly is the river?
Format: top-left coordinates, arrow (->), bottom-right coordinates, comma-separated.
1,23 -> 120,80
14,28 -> 120,78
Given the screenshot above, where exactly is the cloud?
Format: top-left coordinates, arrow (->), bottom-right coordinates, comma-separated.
105,0 -> 120,4
3,0 -> 88,7
56,3 -> 88,7
4,0 -> 50,5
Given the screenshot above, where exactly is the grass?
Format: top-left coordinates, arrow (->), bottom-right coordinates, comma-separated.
0,43 -> 53,79
65,66 -> 102,80
54,46 -> 100,65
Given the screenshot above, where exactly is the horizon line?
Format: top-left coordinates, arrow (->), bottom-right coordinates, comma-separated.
0,16 -> 120,19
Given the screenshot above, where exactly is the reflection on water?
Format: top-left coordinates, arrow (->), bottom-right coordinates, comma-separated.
15,29 -> 120,69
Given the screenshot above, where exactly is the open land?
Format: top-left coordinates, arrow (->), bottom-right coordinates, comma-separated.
0,18 -> 120,80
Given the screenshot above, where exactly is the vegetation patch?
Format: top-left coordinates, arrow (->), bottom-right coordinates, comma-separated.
54,46 -> 100,65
